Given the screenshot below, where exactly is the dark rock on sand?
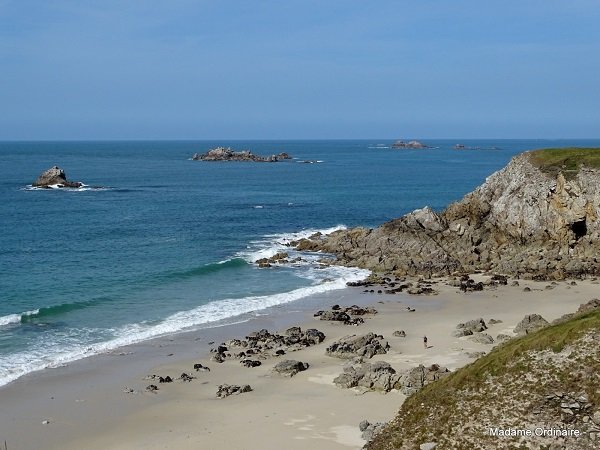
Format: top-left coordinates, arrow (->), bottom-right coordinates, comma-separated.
240,359 -> 262,368
325,333 -> 389,359
216,384 -> 252,398
32,166 -> 83,188
272,360 -> 309,377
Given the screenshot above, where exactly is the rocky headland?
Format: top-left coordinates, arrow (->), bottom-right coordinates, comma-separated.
291,148 -> 600,280
32,166 -> 84,188
192,147 -> 292,162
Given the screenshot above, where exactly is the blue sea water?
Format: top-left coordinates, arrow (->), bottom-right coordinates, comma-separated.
1,139 -> 599,386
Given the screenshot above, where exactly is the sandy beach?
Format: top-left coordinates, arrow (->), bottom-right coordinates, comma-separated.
0,275 -> 596,450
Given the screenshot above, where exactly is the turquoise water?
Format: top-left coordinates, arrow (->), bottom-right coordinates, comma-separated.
1,139 -> 598,385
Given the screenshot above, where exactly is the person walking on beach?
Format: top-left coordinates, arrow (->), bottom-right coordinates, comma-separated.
423,335 -> 428,349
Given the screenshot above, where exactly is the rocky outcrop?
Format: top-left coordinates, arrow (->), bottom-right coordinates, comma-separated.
391,140 -> 428,149
514,314 -> 549,335
192,147 -> 292,162
32,166 -> 83,188
216,384 -> 252,398
452,318 -> 487,337
209,327 -> 325,363
360,420 -> 386,444
314,305 -> 377,326
292,149 -> 600,279
334,361 -> 450,395
272,360 -> 309,377
325,333 -> 389,359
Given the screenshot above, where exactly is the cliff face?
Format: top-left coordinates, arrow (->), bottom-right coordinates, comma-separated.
299,150 -> 600,278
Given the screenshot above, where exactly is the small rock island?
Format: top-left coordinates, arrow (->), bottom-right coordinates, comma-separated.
32,166 -> 84,188
192,147 -> 292,162
391,140 -> 429,149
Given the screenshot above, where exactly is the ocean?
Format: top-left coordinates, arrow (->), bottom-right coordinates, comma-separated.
1,139 -> 598,386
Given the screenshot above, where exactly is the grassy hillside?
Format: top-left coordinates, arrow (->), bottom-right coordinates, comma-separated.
528,148 -> 600,179
366,310 -> 600,450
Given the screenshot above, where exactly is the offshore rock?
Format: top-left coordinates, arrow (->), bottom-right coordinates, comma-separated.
32,166 -> 83,188
192,147 -> 292,162
293,150 -> 600,278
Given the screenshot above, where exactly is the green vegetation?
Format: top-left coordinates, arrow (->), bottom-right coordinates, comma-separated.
366,310 -> 600,449
528,148 -> 600,179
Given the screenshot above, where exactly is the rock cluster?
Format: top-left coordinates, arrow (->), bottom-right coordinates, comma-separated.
314,304 -> 377,326
216,384 -> 252,398
192,147 -> 292,162
292,150 -> 600,279
325,333 -> 389,359
452,318 -> 487,337
347,275 -> 438,296
210,327 -> 325,363
334,361 -> 450,395
255,252 -> 298,268
32,166 -> 83,188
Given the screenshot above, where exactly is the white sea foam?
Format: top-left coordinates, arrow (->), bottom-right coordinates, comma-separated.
238,225 -> 347,262
0,309 -> 39,327
0,265 -> 368,387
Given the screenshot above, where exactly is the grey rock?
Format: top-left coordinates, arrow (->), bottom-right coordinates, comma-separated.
272,360 -> 309,377
420,444 -> 437,450
216,384 -> 252,398
468,333 -> 494,344
359,420 -> 385,442
325,333 -> 388,359
514,314 -> 549,335
496,334 -> 512,343
32,166 -> 83,188
334,361 -> 401,392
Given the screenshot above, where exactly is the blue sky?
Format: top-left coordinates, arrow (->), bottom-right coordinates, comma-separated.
1,0 -> 599,139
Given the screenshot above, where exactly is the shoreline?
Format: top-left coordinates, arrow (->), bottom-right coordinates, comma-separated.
1,276 -> 597,449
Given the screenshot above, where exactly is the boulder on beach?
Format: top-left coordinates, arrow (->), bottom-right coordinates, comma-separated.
514,314 -> 549,335
272,360 -> 309,377
325,333 -> 389,359
32,166 -> 83,188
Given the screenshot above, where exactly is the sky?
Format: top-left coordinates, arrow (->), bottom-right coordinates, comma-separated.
1,0 -> 599,140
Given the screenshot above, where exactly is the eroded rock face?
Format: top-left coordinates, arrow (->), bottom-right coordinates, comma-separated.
32,166 -> 83,188
293,151 -> 600,278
